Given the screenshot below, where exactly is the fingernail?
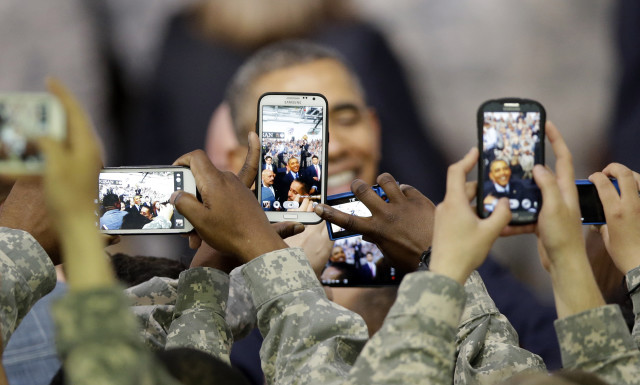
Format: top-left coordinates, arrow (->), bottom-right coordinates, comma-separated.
314,204 -> 324,215
170,191 -> 183,205
294,224 -> 305,233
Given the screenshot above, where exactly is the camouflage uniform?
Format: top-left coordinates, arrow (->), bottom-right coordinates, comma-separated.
52,286 -> 181,385
347,270 -> 640,385
626,266 -> 640,347
0,227 -> 56,347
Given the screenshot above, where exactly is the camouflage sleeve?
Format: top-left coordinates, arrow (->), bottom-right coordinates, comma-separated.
52,286 -> 181,385
0,227 -> 56,347
454,271 -> 546,384
625,265 -> 640,348
555,304 -> 640,385
225,265 -> 257,340
125,276 -> 179,351
164,267 -> 233,364
242,247 -> 369,385
346,271 -> 465,385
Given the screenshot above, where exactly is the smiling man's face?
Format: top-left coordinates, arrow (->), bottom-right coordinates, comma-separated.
489,159 -> 511,187
244,59 -> 381,195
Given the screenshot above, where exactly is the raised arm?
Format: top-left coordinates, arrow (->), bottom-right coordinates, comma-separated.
171,144 -> 369,385
40,79 -> 180,385
534,123 -> 640,384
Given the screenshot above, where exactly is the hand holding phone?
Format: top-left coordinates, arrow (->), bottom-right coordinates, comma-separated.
316,173 -> 435,274
477,98 -> 545,224
589,163 -> 640,274
256,93 -> 328,224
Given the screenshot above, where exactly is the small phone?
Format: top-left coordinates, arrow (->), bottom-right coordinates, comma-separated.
477,98 -> 545,225
97,167 -> 196,234
576,179 -> 620,225
320,236 -> 403,287
326,186 -> 387,240
0,93 -> 65,175
256,92 -> 328,224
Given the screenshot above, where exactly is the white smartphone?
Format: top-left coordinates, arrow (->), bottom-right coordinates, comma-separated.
97,167 -> 196,234
256,92 -> 328,224
0,93 -> 65,175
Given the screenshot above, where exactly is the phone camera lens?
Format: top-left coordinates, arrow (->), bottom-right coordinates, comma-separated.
312,97 -> 316,100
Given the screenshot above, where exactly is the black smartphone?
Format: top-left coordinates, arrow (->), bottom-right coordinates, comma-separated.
477,98 -> 545,225
322,189 -> 401,287
576,179 -> 620,225
97,167 -> 197,234
256,92 -> 328,224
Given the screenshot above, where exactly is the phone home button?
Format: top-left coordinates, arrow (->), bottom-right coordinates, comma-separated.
283,214 -> 298,219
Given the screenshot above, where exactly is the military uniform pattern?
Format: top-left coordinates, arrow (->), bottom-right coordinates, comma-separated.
52,286 -> 181,385
626,266 -> 640,348
454,271 -> 546,384
164,267 -> 233,363
555,304 -> 640,384
242,247 -> 369,385
345,271 -> 465,385
0,227 -> 56,347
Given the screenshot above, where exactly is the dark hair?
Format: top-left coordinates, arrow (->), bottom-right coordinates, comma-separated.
311,155 -> 318,159
156,348 -> 251,385
226,39 -> 364,143
265,155 -> 272,160
109,253 -> 187,287
291,178 -> 310,195
102,192 -> 120,208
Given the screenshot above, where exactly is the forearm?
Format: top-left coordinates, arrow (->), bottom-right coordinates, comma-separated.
548,251 -> 605,319
347,271 -> 464,385
165,267 -> 233,363
0,227 -> 56,347
59,213 -> 115,291
244,248 -> 368,385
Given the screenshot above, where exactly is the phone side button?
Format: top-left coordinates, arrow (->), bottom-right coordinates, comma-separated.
283,214 -> 298,219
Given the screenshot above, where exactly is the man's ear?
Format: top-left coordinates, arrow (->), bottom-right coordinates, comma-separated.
204,103 -> 240,172
229,145 -> 250,174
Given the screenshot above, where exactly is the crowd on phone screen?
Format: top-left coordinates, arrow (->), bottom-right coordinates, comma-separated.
483,113 -> 540,180
98,186 -> 175,230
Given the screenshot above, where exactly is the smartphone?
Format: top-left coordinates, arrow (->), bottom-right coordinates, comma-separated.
0,93 -> 65,174
320,236 -> 403,287
256,92 -> 328,224
477,98 -> 545,225
326,186 -> 387,240
576,179 -> 620,225
97,167 -> 196,234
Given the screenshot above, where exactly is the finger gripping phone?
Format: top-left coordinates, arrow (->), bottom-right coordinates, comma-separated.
477,98 -> 545,225
256,92 -> 328,224
0,93 -> 65,175
322,187 -> 400,287
97,167 -> 197,234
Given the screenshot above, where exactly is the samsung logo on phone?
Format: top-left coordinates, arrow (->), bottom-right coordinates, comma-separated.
284,100 -> 302,105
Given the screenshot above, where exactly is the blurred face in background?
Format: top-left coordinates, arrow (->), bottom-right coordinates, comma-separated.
243,59 -> 381,195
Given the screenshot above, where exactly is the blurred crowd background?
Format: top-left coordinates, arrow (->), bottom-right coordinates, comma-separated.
1,0 -> 634,301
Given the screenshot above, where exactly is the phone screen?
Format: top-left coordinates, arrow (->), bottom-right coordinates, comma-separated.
97,170 -> 189,232
479,104 -> 544,223
320,236 -> 403,287
259,101 -> 325,216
